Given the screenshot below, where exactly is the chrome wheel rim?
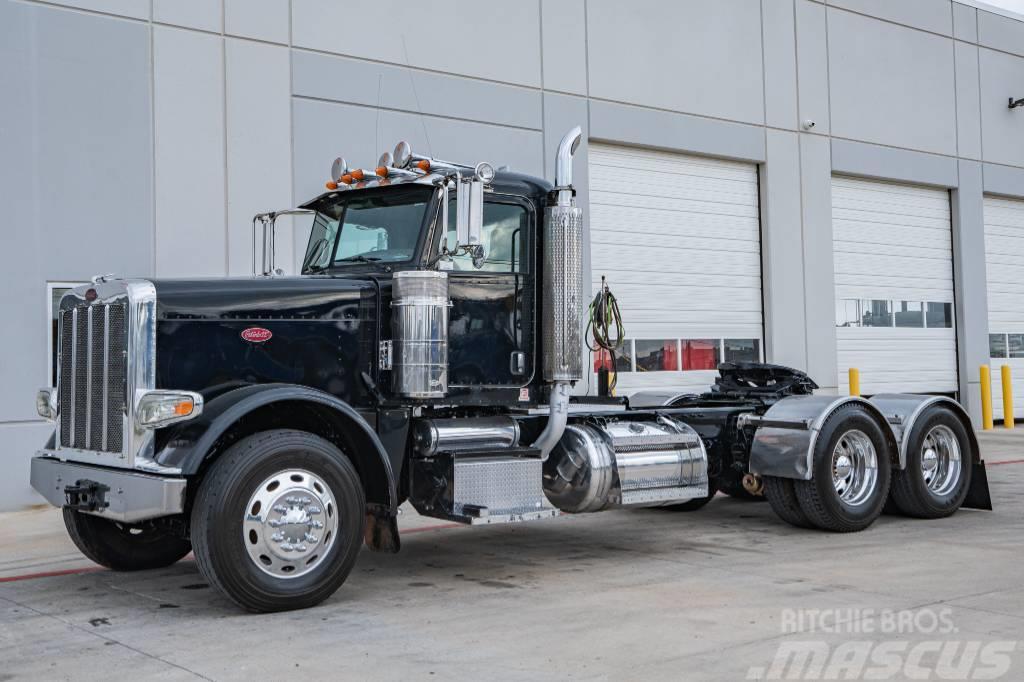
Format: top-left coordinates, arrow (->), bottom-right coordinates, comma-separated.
243,469 -> 338,579
830,429 -> 878,507
920,425 -> 962,497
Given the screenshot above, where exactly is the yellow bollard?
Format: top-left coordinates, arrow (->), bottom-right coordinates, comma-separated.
980,365 -> 994,430
1002,365 -> 1014,429
848,368 -> 860,397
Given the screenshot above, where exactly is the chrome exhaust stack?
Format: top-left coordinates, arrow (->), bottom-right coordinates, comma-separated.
534,126 -> 584,459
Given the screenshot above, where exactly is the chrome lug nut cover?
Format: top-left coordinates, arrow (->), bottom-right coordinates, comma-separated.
243,469 -> 339,579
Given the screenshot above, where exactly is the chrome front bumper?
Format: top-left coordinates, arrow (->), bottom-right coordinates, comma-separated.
31,455 -> 186,523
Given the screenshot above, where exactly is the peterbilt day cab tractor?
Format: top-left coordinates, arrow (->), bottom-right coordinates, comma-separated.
31,127 -> 992,612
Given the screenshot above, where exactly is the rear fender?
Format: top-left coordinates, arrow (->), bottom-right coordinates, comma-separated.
747,395 -> 899,480
869,394 -> 990,510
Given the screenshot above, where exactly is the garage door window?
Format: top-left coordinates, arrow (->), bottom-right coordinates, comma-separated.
990,334 -> 1008,358
682,340 -> 719,370
724,338 -> 760,363
926,302 -> 952,328
635,340 -> 678,372
894,301 -> 924,328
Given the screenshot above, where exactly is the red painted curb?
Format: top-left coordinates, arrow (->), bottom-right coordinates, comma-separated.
0,566 -> 106,583
988,458 -> 1024,466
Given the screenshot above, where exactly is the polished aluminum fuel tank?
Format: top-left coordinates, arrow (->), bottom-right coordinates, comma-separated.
413,416 -> 521,456
391,270 -> 449,398
543,416 -> 708,513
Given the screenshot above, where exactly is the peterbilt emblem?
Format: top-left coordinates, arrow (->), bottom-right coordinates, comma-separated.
241,327 -> 273,343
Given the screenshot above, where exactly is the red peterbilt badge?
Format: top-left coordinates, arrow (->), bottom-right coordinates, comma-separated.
240,327 -> 273,343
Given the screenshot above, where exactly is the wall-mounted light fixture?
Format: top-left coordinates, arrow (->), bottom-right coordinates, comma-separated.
1010,97 -> 1024,109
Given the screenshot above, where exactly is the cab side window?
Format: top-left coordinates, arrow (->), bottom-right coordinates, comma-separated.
444,201 -> 529,273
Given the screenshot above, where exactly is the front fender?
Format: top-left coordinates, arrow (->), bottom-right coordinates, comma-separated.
747,395 -> 899,480
155,384 -> 397,513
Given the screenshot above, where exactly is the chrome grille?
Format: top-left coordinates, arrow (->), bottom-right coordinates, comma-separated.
58,302 -> 127,453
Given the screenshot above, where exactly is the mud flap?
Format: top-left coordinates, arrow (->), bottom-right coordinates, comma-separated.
364,506 -> 401,553
962,460 -> 993,511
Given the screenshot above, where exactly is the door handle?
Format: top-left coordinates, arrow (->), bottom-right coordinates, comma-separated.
510,351 -> 526,376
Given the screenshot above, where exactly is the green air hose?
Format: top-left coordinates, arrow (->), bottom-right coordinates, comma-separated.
586,277 -> 625,393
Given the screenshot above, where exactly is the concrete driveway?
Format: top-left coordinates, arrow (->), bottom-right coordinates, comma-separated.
1,432 -> 1022,681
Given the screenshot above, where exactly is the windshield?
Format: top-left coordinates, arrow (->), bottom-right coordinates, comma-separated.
302,187 -> 433,272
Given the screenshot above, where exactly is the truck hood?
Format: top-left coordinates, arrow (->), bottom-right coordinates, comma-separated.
152,276 -> 377,321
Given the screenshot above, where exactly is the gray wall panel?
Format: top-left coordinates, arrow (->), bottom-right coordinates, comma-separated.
799,134 -> 839,391
0,1 -> 153,424
588,100 -> 766,163
795,0 -> 831,135
762,0 -> 800,130
827,0 -> 952,35
762,130 -> 809,370
541,0 -> 588,96
831,139 -> 959,188
978,9 -> 1024,57
978,48 -> 1024,168
953,2 -> 978,42
828,8 -> 957,156
955,41 -> 983,160
983,162 -> 1024,198
291,50 -> 543,131
291,0 -> 542,87
952,160 -> 988,426
586,0 -> 765,125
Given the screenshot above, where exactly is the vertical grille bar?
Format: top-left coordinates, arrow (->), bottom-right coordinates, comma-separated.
69,308 -> 77,447
88,306 -> 105,451
102,305 -> 110,452
59,311 -> 72,446
107,305 -> 126,453
85,306 -> 93,448
73,309 -> 88,448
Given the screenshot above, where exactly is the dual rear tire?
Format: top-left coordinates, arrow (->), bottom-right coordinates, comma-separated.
763,404 -> 971,532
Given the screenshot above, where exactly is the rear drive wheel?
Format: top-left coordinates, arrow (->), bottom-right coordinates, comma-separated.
191,429 -> 365,612
763,476 -> 813,528
890,407 -> 971,518
63,509 -> 191,571
794,405 -> 891,532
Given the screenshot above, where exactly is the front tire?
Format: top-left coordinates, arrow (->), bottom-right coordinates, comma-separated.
794,405 -> 892,532
63,509 -> 191,571
191,429 -> 365,612
890,407 -> 972,518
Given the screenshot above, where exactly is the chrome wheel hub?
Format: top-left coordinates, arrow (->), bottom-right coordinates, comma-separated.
243,469 -> 338,579
830,429 -> 878,507
920,425 -> 962,496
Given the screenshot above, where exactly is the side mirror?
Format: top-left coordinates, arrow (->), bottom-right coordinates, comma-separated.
455,177 -> 483,250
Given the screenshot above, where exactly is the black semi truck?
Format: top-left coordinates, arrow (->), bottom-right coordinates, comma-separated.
31,127 -> 991,612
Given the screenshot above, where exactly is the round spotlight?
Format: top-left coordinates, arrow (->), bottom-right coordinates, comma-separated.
330,157 -> 347,182
393,141 -> 412,168
378,151 -> 393,169
475,161 -> 496,184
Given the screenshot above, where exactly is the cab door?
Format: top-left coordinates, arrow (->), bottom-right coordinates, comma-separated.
442,195 -> 535,388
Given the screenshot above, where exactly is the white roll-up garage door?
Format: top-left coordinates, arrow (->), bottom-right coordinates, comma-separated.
832,176 -> 956,395
588,143 -> 763,395
984,195 -> 1024,419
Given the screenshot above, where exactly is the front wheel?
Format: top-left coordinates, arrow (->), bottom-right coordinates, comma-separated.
63,509 -> 191,571
190,429 -> 365,612
794,405 -> 892,532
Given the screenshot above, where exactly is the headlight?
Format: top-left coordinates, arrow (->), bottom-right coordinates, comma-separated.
136,390 -> 204,428
36,387 -> 57,420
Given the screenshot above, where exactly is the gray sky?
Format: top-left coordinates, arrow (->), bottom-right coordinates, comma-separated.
982,0 -> 1024,16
